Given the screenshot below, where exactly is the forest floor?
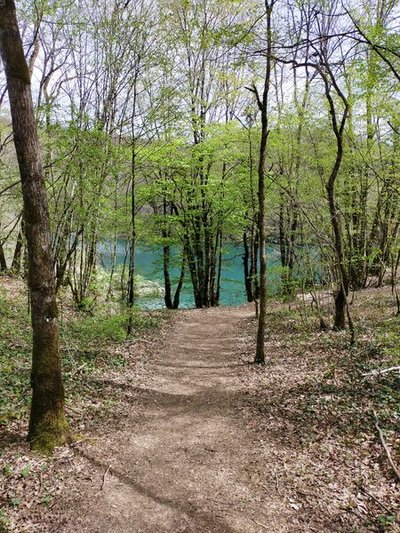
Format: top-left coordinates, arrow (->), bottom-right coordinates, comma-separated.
1,278 -> 400,532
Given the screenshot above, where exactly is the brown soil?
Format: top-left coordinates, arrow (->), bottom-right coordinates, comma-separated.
3,292 -> 399,532
54,305 -> 300,533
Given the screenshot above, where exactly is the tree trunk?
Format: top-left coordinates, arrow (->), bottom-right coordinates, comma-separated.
322,72 -> 349,331
243,231 -> 253,302
214,229 -> 223,306
162,199 -> 173,309
172,251 -> 186,309
253,2 -> 275,364
0,0 -> 68,453
163,241 -> 173,309
127,138 -> 136,334
11,227 -> 23,274
0,242 -> 7,271
255,120 -> 268,364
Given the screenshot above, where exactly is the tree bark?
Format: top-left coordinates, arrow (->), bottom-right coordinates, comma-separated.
127,137 -> 136,334
0,0 -> 68,453
172,252 -> 186,309
163,241 -> 173,309
162,199 -> 173,309
0,242 -> 7,271
253,1 -> 275,364
321,70 -> 350,330
11,227 -> 23,274
243,231 -> 253,302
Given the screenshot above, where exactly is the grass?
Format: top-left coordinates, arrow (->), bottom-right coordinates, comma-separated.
0,276 -> 169,532
0,277 -> 164,430
0,288 -> 32,427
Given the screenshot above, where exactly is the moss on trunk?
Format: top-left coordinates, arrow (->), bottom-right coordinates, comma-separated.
0,0 -> 68,453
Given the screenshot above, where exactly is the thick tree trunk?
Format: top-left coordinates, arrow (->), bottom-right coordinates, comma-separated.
333,285 -> 347,330
0,0 -> 68,453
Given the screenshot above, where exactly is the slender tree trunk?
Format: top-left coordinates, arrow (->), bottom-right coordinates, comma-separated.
185,236 -> 202,307
163,242 -> 173,309
106,235 -> 117,301
255,121 -> 269,364
253,2 -> 275,364
243,231 -> 253,302
0,0 -> 68,452
326,160 -> 349,330
244,122 -> 259,303
11,227 -> 23,273
0,242 -> 7,271
322,74 -> 349,330
243,226 -> 258,302
252,221 -> 260,300
162,199 -> 173,309
172,252 -> 186,309
214,229 -> 223,305
127,138 -> 136,334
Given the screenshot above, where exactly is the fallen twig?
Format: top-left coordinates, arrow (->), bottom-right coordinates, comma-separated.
362,366 -> 400,378
69,363 -> 87,378
373,410 -> 400,482
67,405 -> 84,415
101,465 -> 111,490
359,485 -> 394,515
250,517 -> 269,531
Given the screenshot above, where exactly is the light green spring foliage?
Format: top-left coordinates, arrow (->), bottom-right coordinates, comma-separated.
0,282 -> 161,428
0,0 -> 399,304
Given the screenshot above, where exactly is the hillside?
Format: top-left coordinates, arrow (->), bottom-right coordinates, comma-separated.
1,277 -> 399,532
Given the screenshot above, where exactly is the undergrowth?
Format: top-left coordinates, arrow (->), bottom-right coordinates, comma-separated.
262,294 -> 400,441
0,276 -> 168,532
0,279 -> 162,430
243,290 -> 400,531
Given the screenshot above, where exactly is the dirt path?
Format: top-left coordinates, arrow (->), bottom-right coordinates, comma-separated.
55,306 -> 298,533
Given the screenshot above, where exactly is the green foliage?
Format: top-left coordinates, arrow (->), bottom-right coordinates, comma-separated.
0,281 -> 162,428
40,494 -> 52,507
64,310 -> 128,345
376,514 -> 397,530
9,499 -> 20,508
20,465 -> 31,478
0,509 -> 9,533
0,287 -> 32,426
375,318 -> 400,363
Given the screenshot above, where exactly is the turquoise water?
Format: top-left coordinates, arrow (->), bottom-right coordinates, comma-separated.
98,242 -> 283,309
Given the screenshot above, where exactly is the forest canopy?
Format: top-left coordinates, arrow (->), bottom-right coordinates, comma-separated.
1,0 -> 399,318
